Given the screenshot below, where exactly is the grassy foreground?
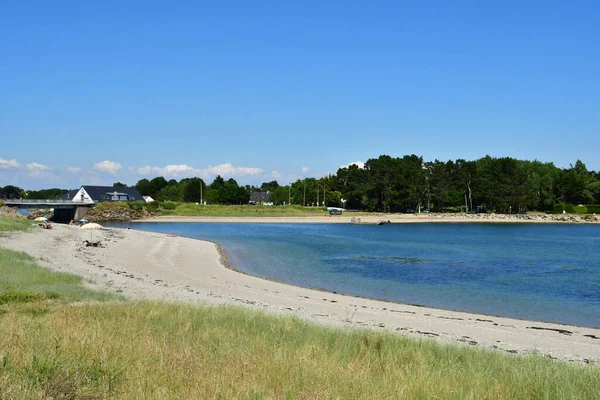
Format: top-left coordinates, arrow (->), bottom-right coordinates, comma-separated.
1,222 -> 600,398
0,216 -> 33,233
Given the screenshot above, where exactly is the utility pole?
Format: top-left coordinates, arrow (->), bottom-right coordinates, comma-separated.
288,184 -> 291,207
317,186 -> 319,207
303,182 -> 306,206
323,187 -> 326,207
200,180 -> 203,204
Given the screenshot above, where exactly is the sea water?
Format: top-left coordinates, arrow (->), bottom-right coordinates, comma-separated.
112,222 -> 600,327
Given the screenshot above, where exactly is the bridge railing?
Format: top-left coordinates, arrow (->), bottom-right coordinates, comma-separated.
3,199 -> 97,205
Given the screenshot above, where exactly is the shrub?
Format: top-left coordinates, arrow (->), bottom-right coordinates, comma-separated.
587,204 -> 600,214
552,203 -> 596,214
0,200 -> 5,207
161,202 -> 177,210
127,201 -> 146,212
94,202 -> 129,212
145,201 -> 159,213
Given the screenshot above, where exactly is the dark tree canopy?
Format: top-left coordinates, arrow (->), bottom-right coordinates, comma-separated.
12,154 -> 593,212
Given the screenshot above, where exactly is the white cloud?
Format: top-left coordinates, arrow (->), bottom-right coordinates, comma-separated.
25,162 -> 50,172
131,165 -> 151,175
93,160 -> 122,174
0,158 -> 20,169
161,164 -> 202,176
131,162 -> 263,179
340,161 -> 365,169
206,163 -> 263,177
66,166 -> 81,173
268,170 -> 281,179
301,166 -> 310,173
131,164 -> 201,177
24,162 -> 51,179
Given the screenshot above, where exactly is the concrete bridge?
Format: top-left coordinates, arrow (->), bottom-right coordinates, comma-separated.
3,199 -> 96,221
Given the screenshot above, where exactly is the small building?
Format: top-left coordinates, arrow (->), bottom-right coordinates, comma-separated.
249,191 -> 271,205
60,186 -> 142,203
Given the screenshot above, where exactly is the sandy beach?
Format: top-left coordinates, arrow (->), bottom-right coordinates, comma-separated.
1,223 -> 599,364
136,213 -> 600,224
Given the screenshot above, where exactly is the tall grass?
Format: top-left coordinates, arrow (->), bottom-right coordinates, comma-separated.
1,224 -> 599,398
1,301 -> 599,399
0,216 -> 33,232
0,248 -> 118,306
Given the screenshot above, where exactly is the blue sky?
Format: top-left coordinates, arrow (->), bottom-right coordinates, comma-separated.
2,1 -> 599,189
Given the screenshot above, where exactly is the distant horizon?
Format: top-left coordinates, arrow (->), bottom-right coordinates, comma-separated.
2,2 -> 598,189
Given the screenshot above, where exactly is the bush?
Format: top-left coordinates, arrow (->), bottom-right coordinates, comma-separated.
145,201 -> 159,213
161,202 -> 177,210
552,203 -> 597,214
127,201 -> 146,212
0,200 -> 5,207
94,202 -> 129,212
587,204 -> 600,214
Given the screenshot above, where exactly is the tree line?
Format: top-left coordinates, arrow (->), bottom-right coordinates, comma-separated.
2,154 -> 599,213
130,154 -> 600,212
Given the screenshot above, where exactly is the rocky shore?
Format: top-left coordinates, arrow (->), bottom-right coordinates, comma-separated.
0,206 -> 24,218
422,212 -> 600,223
84,206 -> 153,222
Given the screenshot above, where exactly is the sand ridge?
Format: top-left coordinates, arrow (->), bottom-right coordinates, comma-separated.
1,224 -> 599,364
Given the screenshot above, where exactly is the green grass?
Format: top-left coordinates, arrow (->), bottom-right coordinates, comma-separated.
0,248 -> 118,306
1,227 -> 599,398
159,203 -> 379,217
90,201 -> 386,218
0,216 -> 33,232
1,301 -> 599,399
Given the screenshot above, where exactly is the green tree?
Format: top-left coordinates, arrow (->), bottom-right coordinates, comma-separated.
182,177 -> 206,203
260,180 -> 280,192
135,179 -> 152,196
1,185 -> 26,199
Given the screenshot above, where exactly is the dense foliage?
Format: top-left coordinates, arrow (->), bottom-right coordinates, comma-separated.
3,154 -> 599,213
328,155 -> 600,213
134,175 -> 251,205
129,155 -> 599,213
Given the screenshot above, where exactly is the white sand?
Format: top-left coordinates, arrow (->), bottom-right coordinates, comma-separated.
2,224 -> 599,363
136,214 -> 599,224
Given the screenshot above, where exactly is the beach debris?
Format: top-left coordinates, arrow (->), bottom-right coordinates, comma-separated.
526,326 -> 573,335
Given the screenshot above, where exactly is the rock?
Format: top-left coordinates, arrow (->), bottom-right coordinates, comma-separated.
26,209 -> 54,220
0,206 -> 24,218
84,206 -> 153,222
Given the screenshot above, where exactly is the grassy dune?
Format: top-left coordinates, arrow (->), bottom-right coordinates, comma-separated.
0,217 -> 33,233
1,219 -> 599,398
2,299 -> 600,399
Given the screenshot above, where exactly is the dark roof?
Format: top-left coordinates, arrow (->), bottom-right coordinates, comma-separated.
59,189 -> 79,200
82,186 -> 142,202
250,191 -> 271,202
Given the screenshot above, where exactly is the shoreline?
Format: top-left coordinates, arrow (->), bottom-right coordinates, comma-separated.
133,214 -> 600,224
1,224 -> 599,364
211,238 -> 595,329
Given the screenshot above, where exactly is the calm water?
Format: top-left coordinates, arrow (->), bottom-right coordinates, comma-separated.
112,222 -> 600,327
